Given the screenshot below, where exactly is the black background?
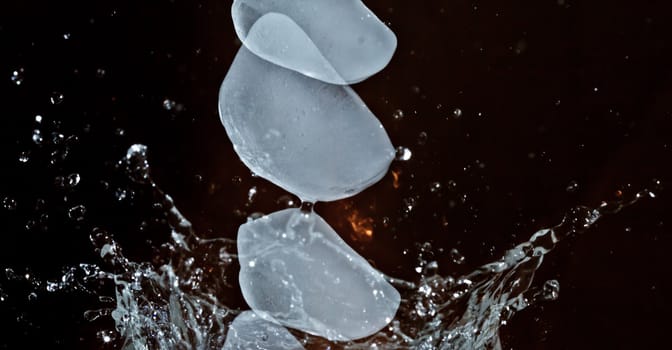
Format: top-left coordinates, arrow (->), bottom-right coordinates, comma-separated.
1,0 -> 671,349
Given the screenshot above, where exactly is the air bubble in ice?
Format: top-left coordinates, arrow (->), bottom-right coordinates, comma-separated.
223,311 -> 305,350
219,47 -> 395,202
237,209 -> 401,341
231,0 -> 397,84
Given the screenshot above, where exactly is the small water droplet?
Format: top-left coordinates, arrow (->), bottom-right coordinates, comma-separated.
95,68 -> 106,78
31,129 -> 43,144
68,204 -> 87,222
403,197 -> 417,213
247,186 -> 258,203
395,146 -> 412,161
18,151 -> 30,163
66,173 -> 81,188
34,115 -> 43,123
247,212 -> 264,222
300,201 -> 314,214
49,92 -> 64,105
2,197 -> 18,211
276,195 -> 298,208
231,176 -> 243,185
417,131 -> 428,145
542,279 -> 560,300
97,330 -> 116,344
392,109 -> 405,120
163,99 -> 176,111
11,68 -> 25,85
62,33 -> 71,40
430,182 -> 442,193
566,180 -> 579,193
452,108 -> 463,119
450,248 -> 466,265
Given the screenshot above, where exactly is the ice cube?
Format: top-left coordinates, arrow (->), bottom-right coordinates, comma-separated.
237,209 -> 400,341
223,311 -> 305,350
218,47 -> 395,203
231,0 -> 397,84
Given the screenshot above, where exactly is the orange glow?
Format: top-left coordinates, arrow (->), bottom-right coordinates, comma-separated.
348,210 -> 374,241
392,170 -> 401,189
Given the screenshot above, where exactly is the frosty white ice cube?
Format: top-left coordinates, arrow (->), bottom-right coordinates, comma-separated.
237,209 -> 401,341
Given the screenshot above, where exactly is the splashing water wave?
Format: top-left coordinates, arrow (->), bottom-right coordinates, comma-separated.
54,145 -> 657,349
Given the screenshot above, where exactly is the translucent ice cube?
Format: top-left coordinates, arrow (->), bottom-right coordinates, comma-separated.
237,209 -> 401,341
231,0 -> 397,84
218,47 -> 395,203
223,311 -> 305,350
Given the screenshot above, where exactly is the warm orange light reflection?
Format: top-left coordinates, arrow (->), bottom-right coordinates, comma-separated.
392,170 -> 401,189
348,210 -> 374,241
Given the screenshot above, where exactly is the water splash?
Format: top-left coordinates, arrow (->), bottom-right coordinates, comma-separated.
0,145 -> 647,348
66,145 -> 655,350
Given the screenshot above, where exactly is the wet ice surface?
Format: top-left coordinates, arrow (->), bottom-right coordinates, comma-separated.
231,0 -> 397,84
223,311 -> 305,350
237,208 -> 401,341
218,46 -> 395,203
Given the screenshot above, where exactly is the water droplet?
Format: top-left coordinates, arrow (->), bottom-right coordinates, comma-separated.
247,186 -> 258,203
300,201 -> 315,214
541,279 -> 560,300
403,197 -> 416,213
115,188 -> 127,201
49,92 -> 64,105
417,131 -> 428,145
430,182 -> 442,193
32,129 -> 43,144
163,99 -> 176,111
62,33 -> 71,40
2,197 -> 18,211
247,212 -> 264,221
566,180 -> 579,193
449,248 -> 465,265
68,204 -> 87,222
95,68 -> 107,78
392,109 -> 405,120
66,173 -> 81,188
18,151 -> 30,163
452,108 -> 463,119
11,68 -> 24,85
276,195 -> 298,208
395,146 -> 412,161
34,115 -> 43,123
231,175 -> 243,185
97,330 -> 116,344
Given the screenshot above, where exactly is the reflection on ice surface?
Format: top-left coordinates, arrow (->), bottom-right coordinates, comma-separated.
237,209 -> 401,341
231,0 -> 397,84
218,47 -> 395,203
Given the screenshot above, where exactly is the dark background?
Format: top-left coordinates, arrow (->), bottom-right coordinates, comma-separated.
1,0 -> 671,349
